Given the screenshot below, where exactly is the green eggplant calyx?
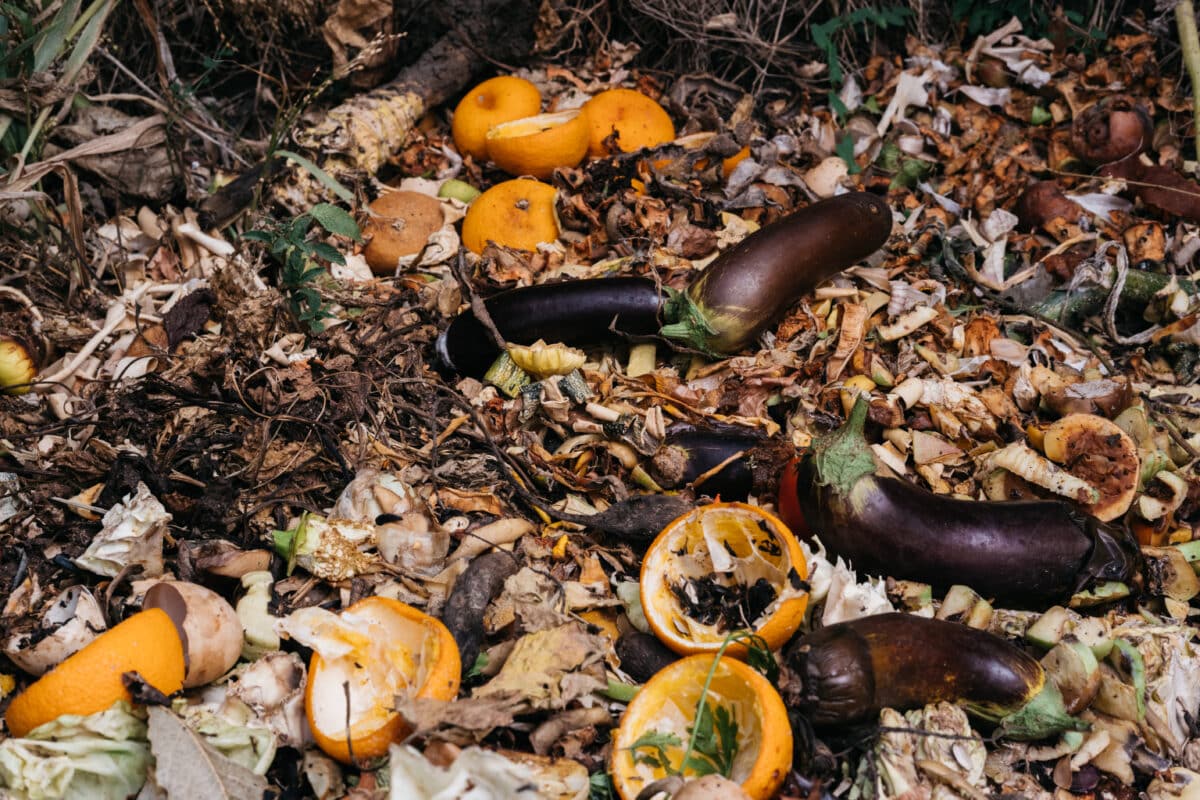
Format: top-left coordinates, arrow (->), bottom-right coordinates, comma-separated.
995,681 -> 1088,741
811,396 -> 877,496
659,287 -> 722,357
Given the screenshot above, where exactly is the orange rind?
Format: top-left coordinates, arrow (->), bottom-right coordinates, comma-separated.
296,596 -> 460,764
460,178 -> 560,254
5,608 -> 185,737
582,88 -> 676,157
640,501 -> 808,656
452,76 -> 542,162
610,654 -> 792,800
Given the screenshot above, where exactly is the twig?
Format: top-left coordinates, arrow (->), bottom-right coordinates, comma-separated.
1177,0 -> 1200,163
449,248 -> 507,351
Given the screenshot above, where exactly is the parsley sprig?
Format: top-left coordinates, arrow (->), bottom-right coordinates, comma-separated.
625,630 -> 775,779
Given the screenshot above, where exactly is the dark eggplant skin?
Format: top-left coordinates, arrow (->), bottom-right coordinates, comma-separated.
675,192 -> 892,354
651,423 -> 767,499
785,613 -> 1044,727
435,277 -> 663,376
792,456 -> 1140,609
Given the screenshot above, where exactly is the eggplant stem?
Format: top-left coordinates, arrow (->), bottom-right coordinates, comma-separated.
994,680 -> 1087,740
659,287 -> 722,356
812,396 -> 877,496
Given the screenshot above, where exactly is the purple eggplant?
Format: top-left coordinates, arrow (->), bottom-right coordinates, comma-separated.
438,193 -> 893,375
784,399 -> 1140,609
660,192 -> 892,354
784,613 -> 1083,739
436,276 -> 662,376
651,423 -> 792,500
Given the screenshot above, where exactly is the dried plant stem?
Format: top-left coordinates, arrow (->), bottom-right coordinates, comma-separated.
1177,0 -> 1200,162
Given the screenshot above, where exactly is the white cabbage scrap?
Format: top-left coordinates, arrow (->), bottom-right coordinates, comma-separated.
1110,619 -> 1200,757
0,703 -> 149,800
388,744 -> 541,799
74,482 -> 169,578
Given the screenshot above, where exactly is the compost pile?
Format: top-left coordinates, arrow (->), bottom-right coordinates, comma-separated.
4,3 -> 1200,799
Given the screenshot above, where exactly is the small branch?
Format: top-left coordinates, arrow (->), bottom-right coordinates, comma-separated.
1177,0 -> 1200,163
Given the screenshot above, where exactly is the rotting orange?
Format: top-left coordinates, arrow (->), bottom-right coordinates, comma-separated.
582,88 -> 676,157
641,501 -> 808,657
293,596 -> 460,764
4,608 -> 185,737
610,654 -> 793,800
485,109 -> 590,180
460,178 -> 560,254
451,76 -> 543,162
362,190 -> 446,274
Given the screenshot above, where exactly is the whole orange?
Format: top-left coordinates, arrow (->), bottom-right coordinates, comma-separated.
452,76 -> 542,162
583,88 -> 675,157
460,179 -> 560,254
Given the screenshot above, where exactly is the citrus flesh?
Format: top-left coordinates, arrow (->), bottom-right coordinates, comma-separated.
610,654 -> 792,800
641,502 -> 808,655
4,608 -> 185,737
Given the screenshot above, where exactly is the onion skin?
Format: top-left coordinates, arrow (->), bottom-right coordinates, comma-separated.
785,613 -> 1044,726
785,399 -> 1140,609
436,277 -> 662,377
668,192 -> 891,354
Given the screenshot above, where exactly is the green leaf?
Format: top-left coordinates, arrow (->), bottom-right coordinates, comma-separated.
309,241 -> 346,265
1030,105 -> 1052,126
465,652 -> 489,680
275,149 -> 356,205
308,203 -> 362,242
835,134 -> 861,175
239,230 -> 272,243
812,395 -> 877,495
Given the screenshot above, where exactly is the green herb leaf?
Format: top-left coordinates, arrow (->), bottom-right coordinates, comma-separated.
308,203 -> 362,242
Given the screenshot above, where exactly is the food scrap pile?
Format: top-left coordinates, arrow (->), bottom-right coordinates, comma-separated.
4,8 -> 1200,800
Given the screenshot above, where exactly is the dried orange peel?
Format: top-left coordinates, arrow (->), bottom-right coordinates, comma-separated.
451,75 -> 542,161
485,109 -> 590,179
610,654 -> 792,800
283,596 -> 460,764
582,88 -> 675,157
461,178 -> 560,254
4,608 -> 185,737
641,501 -> 808,656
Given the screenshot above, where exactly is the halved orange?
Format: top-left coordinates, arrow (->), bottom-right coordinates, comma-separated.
452,76 -> 543,161
610,654 -> 792,800
582,88 -> 676,157
293,596 -> 460,764
5,608 -> 185,737
641,502 -> 808,656
485,109 -> 590,179
461,178 -> 560,254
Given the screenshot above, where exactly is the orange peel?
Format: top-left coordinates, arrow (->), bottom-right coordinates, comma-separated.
460,178 -> 560,254
582,88 -> 675,157
485,109 -> 590,179
610,654 -> 792,800
641,501 -> 808,656
4,608 -> 185,737
451,76 -> 542,162
296,596 -> 460,764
